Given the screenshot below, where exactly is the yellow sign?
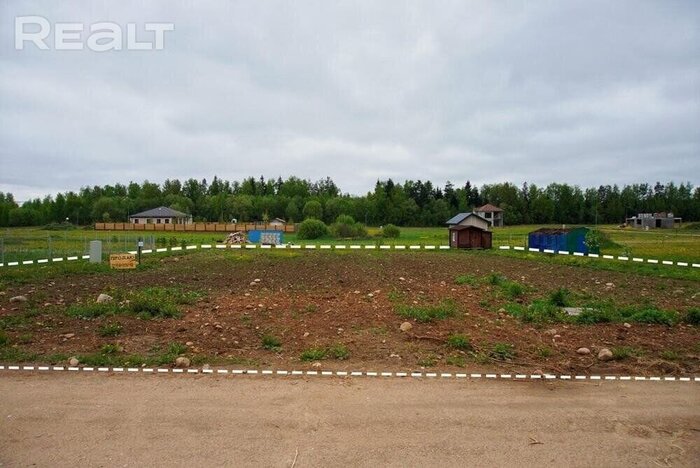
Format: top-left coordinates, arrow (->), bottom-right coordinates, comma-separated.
110,253 -> 137,270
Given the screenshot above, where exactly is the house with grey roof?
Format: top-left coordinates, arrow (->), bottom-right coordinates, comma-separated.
129,206 -> 192,225
445,212 -> 490,231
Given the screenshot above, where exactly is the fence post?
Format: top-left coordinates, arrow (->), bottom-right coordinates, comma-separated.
48,234 -> 52,259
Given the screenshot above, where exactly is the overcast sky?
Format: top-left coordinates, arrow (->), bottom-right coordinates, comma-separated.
1,1 -> 698,200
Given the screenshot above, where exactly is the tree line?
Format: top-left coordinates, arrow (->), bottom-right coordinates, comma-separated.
0,176 -> 698,228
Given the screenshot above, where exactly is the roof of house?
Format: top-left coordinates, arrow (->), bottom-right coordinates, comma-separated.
129,206 -> 190,218
270,218 -> 286,223
445,212 -> 489,225
475,203 -> 503,213
449,224 -> 490,232
529,227 -> 589,235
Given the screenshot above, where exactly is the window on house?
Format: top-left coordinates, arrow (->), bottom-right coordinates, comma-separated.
165,218 -> 170,224
134,219 -> 139,224
157,218 -> 161,224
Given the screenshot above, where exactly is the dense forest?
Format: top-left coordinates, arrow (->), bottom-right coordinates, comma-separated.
0,177 -> 698,227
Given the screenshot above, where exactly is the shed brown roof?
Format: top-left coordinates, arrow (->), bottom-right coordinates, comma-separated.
475,203 -> 503,213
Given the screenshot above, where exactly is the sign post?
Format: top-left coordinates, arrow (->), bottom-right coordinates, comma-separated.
137,238 -> 144,265
109,253 -> 137,270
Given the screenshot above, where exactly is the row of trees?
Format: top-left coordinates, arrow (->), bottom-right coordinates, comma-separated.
1,177 -> 698,228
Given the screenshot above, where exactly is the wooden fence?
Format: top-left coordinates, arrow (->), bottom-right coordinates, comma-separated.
95,222 -> 296,233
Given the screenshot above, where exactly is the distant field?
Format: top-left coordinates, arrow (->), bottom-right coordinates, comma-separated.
1,224 -> 699,264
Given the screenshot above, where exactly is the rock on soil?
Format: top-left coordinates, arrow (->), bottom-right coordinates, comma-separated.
400,322 -> 413,332
175,357 -> 191,368
68,357 -> 79,366
96,294 -> 113,304
9,296 -> 28,303
597,348 -> 613,361
576,347 -> 591,355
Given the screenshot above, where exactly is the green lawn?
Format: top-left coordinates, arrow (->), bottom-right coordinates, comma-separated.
1,224 -> 699,264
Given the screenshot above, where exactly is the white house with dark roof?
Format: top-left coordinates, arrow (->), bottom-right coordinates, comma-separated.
129,206 -> 192,225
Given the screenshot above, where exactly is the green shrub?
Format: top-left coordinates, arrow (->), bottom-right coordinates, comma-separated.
454,274 -> 477,286
300,348 -> 327,361
261,335 -> 281,351
396,300 -> 457,323
0,330 -> 8,346
446,334 -> 472,350
297,219 -> 328,240
684,308 -> 700,325
381,224 -> 401,238
330,215 -> 367,239
98,322 -> 123,337
548,288 -> 572,307
490,343 -> 515,360
536,346 -> 553,358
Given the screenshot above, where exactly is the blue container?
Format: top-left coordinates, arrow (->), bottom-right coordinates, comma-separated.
528,227 -> 594,254
248,230 -> 283,245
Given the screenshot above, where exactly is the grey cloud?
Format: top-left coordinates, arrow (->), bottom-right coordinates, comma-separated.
0,0 -> 698,201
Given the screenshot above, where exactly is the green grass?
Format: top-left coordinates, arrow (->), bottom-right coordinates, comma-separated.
98,322 -> 123,337
445,355 -> 466,367
446,334 -> 472,350
299,344 -> 349,361
261,334 -> 282,351
454,274 -> 478,286
685,308 -> 700,325
536,346 -> 553,358
396,299 -> 457,323
501,281 -> 525,299
328,344 -> 349,360
490,343 -> 515,361
67,302 -> 120,319
300,348 -> 327,361
504,301 -> 567,324
660,350 -> 682,361
548,288 -> 572,307
417,355 -> 437,367
66,287 -> 202,320
611,346 -> 644,360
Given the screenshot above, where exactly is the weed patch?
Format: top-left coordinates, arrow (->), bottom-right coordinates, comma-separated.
300,348 -> 327,361
98,322 -> 123,337
328,344 -> 349,360
446,334 -> 472,350
261,335 -> 282,351
396,299 -> 457,323
490,343 -> 515,361
548,288 -> 572,307
454,274 -> 477,286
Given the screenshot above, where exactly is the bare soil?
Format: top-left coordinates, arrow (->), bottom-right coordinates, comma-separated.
1,374 -> 698,467
1,251 -> 699,375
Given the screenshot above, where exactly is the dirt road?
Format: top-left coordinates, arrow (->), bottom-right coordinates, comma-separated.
1,374 -> 698,467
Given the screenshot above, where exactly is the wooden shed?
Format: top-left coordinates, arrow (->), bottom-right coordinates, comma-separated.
449,225 -> 492,249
